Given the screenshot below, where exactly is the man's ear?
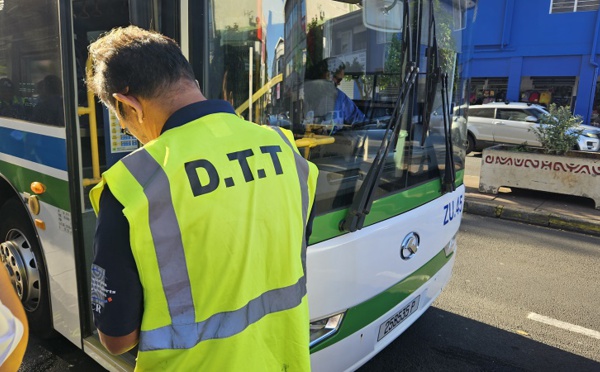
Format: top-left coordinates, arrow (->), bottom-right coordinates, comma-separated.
113,93 -> 144,123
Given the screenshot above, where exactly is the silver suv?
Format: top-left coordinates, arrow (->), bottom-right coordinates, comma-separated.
465,102 -> 600,153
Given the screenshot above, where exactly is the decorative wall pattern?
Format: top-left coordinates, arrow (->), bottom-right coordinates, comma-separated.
484,155 -> 600,175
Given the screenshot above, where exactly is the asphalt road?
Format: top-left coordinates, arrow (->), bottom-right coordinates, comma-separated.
18,335 -> 105,372
359,213 -> 600,371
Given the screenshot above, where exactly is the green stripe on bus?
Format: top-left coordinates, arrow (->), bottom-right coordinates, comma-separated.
0,159 -> 71,211
310,170 -> 464,244
310,248 -> 452,353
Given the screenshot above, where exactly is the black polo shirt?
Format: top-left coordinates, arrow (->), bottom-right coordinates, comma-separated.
91,100 -> 314,337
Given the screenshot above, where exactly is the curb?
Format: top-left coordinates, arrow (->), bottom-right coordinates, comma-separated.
464,198 -> 600,237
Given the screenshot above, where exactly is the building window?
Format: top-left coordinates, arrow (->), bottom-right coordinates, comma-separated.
353,31 -> 367,51
551,0 -> 600,13
336,31 -> 352,54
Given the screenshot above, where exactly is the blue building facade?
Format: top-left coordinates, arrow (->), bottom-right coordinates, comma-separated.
463,0 -> 600,125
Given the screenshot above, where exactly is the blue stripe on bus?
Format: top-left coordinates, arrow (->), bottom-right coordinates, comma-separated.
0,127 -> 67,171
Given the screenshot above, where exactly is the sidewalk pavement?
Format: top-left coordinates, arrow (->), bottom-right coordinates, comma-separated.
463,173 -> 600,237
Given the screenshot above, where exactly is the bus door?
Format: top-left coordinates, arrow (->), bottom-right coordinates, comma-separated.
69,3 -> 140,368
76,0 -> 179,191
72,1 -> 180,368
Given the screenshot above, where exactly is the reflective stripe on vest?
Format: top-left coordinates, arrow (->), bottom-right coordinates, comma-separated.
120,127 -> 311,352
271,127 -> 310,274
120,149 -> 196,325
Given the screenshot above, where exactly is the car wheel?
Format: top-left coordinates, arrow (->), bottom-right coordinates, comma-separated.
0,198 -> 54,338
466,133 -> 476,154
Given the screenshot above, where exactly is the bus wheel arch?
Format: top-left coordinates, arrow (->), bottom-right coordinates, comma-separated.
0,174 -> 17,210
0,196 -> 54,338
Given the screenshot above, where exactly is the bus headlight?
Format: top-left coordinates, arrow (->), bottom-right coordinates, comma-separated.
309,312 -> 345,347
444,235 -> 457,257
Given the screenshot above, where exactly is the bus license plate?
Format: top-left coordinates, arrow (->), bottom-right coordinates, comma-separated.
377,295 -> 421,341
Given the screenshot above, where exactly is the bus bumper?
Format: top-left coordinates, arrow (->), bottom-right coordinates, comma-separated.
310,252 -> 456,372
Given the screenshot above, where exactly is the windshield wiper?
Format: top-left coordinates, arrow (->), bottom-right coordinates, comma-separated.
340,0 -> 415,233
421,0 -> 456,193
440,71 -> 456,193
340,64 -> 419,232
421,0 -> 438,145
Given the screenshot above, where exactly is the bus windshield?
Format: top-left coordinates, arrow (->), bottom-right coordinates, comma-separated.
191,0 -> 468,221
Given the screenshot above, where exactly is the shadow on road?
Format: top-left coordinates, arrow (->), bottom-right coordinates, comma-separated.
359,307 -> 600,372
19,335 -> 106,372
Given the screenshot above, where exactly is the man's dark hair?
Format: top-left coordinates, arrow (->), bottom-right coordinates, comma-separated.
86,25 -> 196,111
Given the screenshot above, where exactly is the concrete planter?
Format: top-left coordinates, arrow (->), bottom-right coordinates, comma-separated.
479,145 -> 600,209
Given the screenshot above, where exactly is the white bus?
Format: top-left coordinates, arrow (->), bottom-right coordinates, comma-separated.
0,0 -> 475,370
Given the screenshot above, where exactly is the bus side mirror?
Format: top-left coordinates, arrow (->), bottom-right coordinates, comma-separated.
363,0 -> 404,33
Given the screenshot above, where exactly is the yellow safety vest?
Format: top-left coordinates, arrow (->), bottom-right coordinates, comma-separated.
90,112 -> 318,371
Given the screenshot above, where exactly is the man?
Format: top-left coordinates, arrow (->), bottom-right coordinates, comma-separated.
0,261 -> 28,372
86,26 -> 318,371
303,57 -> 365,126
31,75 -> 64,126
330,60 -> 366,125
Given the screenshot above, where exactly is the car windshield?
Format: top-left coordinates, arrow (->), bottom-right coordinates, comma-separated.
525,107 -> 549,120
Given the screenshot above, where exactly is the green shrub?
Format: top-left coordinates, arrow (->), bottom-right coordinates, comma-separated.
531,104 -> 583,155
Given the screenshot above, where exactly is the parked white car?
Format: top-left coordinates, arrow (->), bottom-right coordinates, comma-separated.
465,102 -> 600,153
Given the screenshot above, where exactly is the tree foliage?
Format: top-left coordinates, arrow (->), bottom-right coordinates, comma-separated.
531,104 -> 583,155
305,16 -> 324,79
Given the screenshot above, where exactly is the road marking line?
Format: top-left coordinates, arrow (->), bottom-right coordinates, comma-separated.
527,312 -> 600,340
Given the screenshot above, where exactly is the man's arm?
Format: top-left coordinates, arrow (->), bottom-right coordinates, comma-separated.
98,328 -> 139,355
336,90 -> 366,125
305,199 -> 316,243
0,264 -> 28,371
92,186 -> 143,355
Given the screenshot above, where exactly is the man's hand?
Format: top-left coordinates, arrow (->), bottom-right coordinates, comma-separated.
98,328 -> 140,355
